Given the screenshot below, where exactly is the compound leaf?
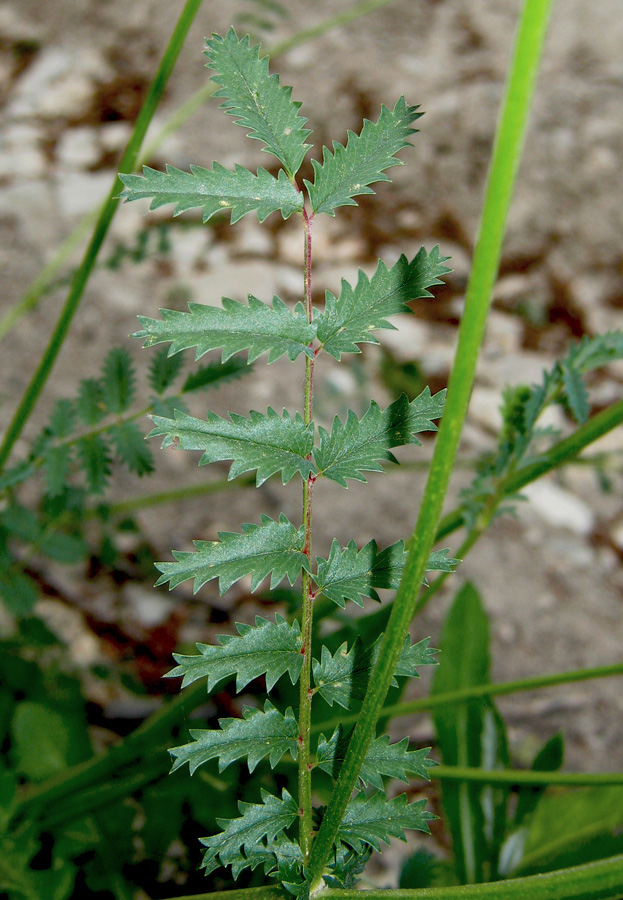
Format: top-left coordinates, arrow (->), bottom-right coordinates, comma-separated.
155,514 -> 307,595
77,434 -> 111,494
181,357 -> 250,393
564,331 -> 623,374
48,398 -> 76,439
305,97 -> 422,216
76,377 -> 106,425
119,163 -> 303,223
148,345 -> 184,394
110,421 -> 154,476
316,727 -> 436,790
200,787 -> 298,876
316,247 -> 451,359
313,539 -> 459,608
338,791 -> 435,853
561,360 -> 590,424
314,389 -> 445,486
204,28 -> 311,178
133,295 -> 315,364
170,700 -> 298,774
313,634 -> 436,709
101,347 -> 136,414
148,406 -> 315,485
166,614 -> 303,693
43,445 -> 72,498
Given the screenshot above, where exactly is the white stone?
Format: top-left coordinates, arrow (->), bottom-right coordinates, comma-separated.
122,584 -> 173,628
0,180 -> 57,248
275,265 -> 303,298
233,220 -> 273,257
56,126 -> 101,169
468,386 -> 503,432
8,46 -> 110,120
0,122 -> 46,178
483,311 -> 523,355
520,479 -> 595,536
167,227 -> 211,269
478,350 -> 554,391
0,7 -> 42,42
610,521 -> 623,553
100,121 -> 132,153
55,170 -> 112,220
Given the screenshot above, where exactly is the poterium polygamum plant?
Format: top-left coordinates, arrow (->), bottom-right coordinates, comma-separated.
120,27 -> 455,897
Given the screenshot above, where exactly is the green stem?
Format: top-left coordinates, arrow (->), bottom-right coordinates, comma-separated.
0,0 -> 203,474
314,662 -> 623,734
307,0 -> 554,888
319,853 -> 623,900
298,209 -> 315,861
432,765 -> 623,788
158,889 -> 288,900
98,474 -> 255,517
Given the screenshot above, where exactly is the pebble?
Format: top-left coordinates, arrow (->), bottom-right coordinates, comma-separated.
55,170 -> 112,220
233,219 -> 273,258
468,386 -> 503,432
8,47 -> 109,119
275,265 -> 303,298
610,522 -> 623,553
167,226 -> 212,269
483,311 -> 523,355
0,122 -> 46,178
56,126 -> 101,170
99,121 -> 132,154
520,479 -> 595,536
121,584 -> 173,628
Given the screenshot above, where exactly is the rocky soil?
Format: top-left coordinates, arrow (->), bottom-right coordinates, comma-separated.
1,0 -> 622,885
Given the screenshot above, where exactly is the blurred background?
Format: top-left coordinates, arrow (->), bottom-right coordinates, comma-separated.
0,0 -> 622,896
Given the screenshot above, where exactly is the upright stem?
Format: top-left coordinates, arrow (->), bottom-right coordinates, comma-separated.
307,0 -> 554,888
298,208 -> 315,861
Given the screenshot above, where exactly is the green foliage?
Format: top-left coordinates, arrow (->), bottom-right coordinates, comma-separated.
204,28 -> 311,178
120,30 -> 450,894
314,389 -> 445,486
305,97 -> 422,215
170,700 -> 298,774
148,406 -> 315,485
166,615 -> 303,692
119,162 -> 303,223
337,791 -> 435,852
0,335 -> 254,621
155,514 -> 308,594
313,635 -> 436,709
133,295 -> 315,364
316,728 -> 435,789
316,247 -> 451,359
461,331 -> 623,528
200,788 -> 299,877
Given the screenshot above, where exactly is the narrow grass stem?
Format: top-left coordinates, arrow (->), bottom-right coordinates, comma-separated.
313,662 -> 623,733
319,853 -> 623,900
0,0 -> 203,474
298,209 -> 315,861
431,766 -> 623,788
307,1 -> 554,887
97,475 -> 254,517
